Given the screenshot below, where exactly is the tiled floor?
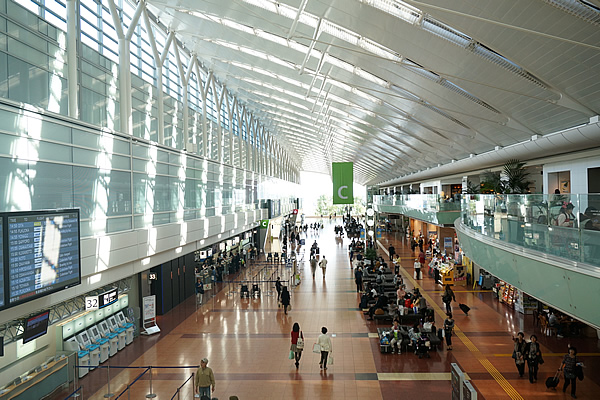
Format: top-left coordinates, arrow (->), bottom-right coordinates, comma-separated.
56,219 -> 600,399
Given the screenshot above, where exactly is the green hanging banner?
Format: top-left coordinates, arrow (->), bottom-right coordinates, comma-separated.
332,162 -> 354,204
259,219 -> 269,229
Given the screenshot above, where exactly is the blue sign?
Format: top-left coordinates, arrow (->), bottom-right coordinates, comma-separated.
360,229 -> 365,239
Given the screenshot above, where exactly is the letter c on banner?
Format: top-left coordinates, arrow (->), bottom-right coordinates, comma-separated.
338,185 -> 349,199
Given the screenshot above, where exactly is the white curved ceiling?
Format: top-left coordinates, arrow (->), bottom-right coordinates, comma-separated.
145,0 -> 600,185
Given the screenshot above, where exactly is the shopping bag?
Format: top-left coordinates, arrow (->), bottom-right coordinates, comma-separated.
288,304 -> 292,311
296,338 -> 304,350
327,354 -> 334,365
312,343 -> 321,354
289,350 -> 294,359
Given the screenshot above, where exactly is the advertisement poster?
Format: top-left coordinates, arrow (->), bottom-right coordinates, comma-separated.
143,295 -> 156,321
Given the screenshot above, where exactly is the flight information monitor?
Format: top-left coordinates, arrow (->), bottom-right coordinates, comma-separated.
0,218 -> 4,309
7,210 -> 81,306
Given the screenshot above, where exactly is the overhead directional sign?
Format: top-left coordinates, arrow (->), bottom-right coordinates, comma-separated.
332,162 -> 353,204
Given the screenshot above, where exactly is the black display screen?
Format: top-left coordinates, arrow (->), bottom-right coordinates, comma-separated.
6,210 -> 81,306
22,310 -> 50,344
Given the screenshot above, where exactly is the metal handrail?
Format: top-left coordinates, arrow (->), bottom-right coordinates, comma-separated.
169,373 -> 195,400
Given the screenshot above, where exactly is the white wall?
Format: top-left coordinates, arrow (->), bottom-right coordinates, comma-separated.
544,155 -> 600,194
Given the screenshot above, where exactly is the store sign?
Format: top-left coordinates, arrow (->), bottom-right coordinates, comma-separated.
259,219 -> 269,229
332,162 -> 354,204
444,237 -> 453,248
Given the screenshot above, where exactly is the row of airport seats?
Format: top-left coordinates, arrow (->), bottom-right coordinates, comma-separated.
64,312 -> 134,378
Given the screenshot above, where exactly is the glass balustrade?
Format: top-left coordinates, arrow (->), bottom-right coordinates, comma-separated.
373,193 -> 600,268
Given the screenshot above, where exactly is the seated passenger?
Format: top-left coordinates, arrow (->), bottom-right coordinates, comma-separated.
368,294 -> 389,320
390,320 -> 402,354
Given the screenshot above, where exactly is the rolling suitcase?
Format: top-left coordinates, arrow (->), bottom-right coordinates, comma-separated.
545,370 -> 560,389
459,303 -> 470,316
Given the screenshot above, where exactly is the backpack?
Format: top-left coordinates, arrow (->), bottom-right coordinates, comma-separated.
376,275 -> 383,284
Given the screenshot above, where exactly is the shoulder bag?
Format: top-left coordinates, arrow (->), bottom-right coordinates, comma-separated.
296,335 -> 304,350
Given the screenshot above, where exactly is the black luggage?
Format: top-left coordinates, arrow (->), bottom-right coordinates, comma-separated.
545,370 -> 560,389
241,284 -> 249,298
459,303 -> 470,316
359,294 -> 369,309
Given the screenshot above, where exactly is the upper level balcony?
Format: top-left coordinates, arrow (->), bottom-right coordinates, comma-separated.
373,194 -> 461,226
461,193 -> 600,270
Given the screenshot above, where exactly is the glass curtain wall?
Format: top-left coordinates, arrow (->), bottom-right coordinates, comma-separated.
0,0 -> 299,237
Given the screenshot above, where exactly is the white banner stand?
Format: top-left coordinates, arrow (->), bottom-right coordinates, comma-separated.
141,295 -> 160,335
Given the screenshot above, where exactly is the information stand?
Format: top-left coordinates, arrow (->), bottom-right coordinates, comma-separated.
451,363 -> 465,400
462,380 -> 477,400
141,295 -> 160,335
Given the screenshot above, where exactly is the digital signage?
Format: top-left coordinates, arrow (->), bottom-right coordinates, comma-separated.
5,209 -> 81,306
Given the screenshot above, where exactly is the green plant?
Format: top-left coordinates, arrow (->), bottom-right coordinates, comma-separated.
464,180 -> 480,194
502,159 -> 532,194
365,247 -> 377,262
480,159 -> 532,194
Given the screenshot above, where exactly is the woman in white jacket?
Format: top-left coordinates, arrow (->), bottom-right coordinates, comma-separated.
317,326 -> 332,369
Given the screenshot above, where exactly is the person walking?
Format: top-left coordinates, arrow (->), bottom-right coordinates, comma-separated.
512,332 -> 527,378
319,256 -> 328,278
525,334 -> 542,383
442,284 -> 456,314
317,326 -> 332,370
413,258 -> 421,280
275,277 -> 282,303
560,346 -> 580,398
280,286 -> 291,315
194,357 -> 215,399
443,313 -> 455,350
388,244 -> 395,261
310,256 -> 318,278
354,266 -> 363,292
195,277 -> 204,305
290,322 -> 304,368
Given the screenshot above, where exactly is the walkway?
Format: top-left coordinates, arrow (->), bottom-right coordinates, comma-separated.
56,219 -> 599,399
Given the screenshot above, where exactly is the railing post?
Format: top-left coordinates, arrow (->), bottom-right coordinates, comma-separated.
146,366 -> 157,398
72,362 -> 81,398
104,365 -> 114,398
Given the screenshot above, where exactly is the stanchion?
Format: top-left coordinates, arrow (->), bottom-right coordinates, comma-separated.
104,365 -> 114,398
72,363 -> 81,398
146,366 -> 157,398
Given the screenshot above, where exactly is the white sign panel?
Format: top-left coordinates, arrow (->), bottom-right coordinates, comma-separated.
85,296 -> 99,310
143,295 -> 156,320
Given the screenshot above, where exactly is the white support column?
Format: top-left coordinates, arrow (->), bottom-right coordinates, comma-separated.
203,71 -> 214,158
243,108 -> 250,170
174,45 -> 196,150
107,0 -> 143,135
143,7 -> 174,144
216,84 -> 226,163
66,0 -> 79,119
182,54 -> 196,150
193,62 -> 207,158
229,97 -> 236,166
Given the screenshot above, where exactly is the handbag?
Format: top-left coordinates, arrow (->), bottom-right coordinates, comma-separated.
297,337 -> 304,350
515,352 -> 524,365
511,350 -> 517,359
287,304 -> 292,311
327,354 -> 334,365
538,355 -> 544,365
312,343 -> 321,354
289,350 -> 294,359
